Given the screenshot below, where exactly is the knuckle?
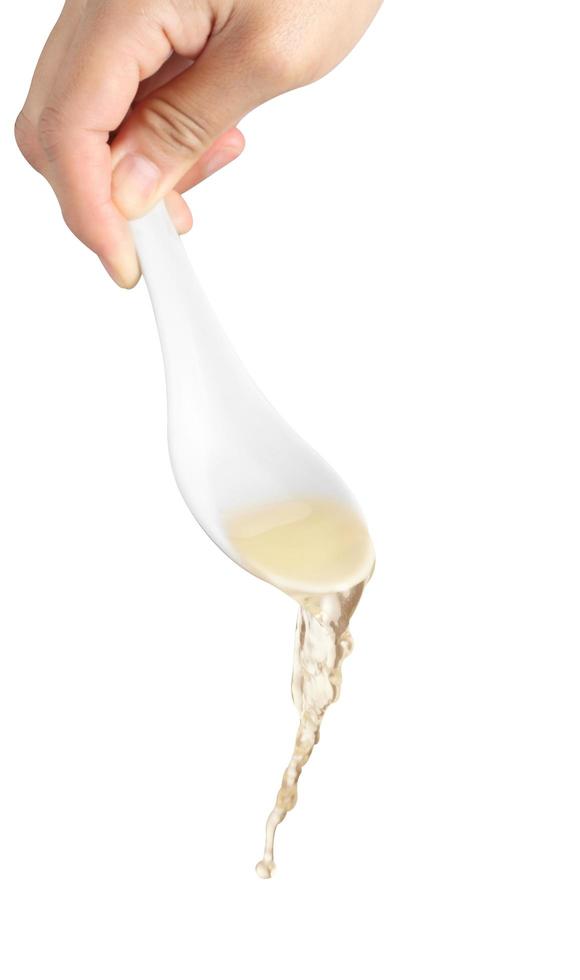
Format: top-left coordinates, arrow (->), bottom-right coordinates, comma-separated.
251,29 -> 303,91
14,111 -> 41,168
137,97 -> 212,157
37,104 -> 66,162
62,211 -> 86,246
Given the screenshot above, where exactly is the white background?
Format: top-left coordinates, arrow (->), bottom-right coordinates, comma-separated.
1,2 -> 579,977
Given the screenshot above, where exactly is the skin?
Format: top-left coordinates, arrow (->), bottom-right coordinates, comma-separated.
15,0 -> 382,287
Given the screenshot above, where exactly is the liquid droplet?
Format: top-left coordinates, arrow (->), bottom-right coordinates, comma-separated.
255,859 -> 275,879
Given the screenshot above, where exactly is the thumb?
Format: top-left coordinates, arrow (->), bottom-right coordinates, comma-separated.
111,40 -> 256,219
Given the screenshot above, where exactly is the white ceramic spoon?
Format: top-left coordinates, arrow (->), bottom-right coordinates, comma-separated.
131,201 -> 367,584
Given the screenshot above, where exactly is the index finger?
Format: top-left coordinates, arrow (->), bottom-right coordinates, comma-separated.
38,5 -> 172,286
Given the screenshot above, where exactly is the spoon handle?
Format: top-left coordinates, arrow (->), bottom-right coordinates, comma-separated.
130,201 -> 235,548
130,201 -> 223,359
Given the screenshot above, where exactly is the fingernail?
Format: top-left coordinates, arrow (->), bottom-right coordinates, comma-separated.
202,147 -> 239,181
112,153 -> 161,219
100,249 -> 141,289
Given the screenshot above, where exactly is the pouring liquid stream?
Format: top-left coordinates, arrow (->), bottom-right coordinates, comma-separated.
226,498 -> 374,878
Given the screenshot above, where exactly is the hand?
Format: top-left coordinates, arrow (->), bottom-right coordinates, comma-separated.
16,0 -> 382,287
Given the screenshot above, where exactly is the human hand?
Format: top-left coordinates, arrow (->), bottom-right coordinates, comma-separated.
16,0 -> 381,287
